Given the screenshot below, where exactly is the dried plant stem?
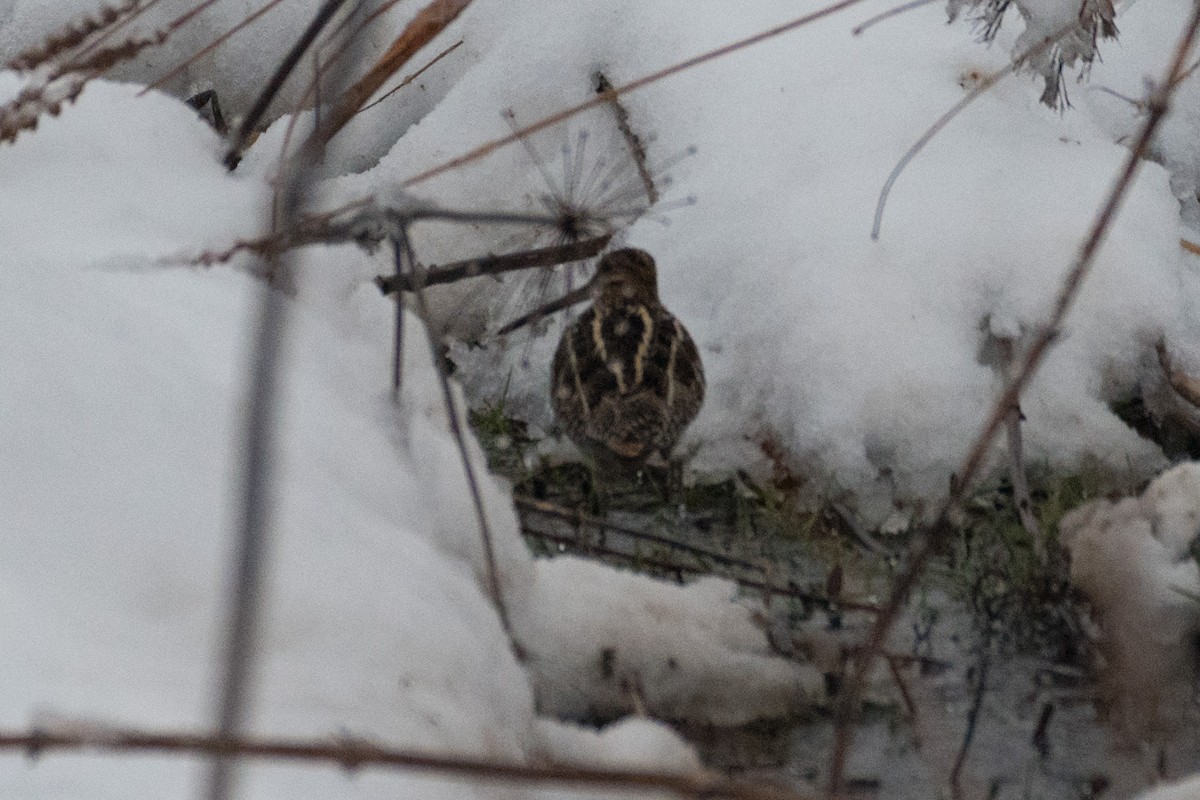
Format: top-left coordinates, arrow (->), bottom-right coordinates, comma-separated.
595,72 -> 658,205
948,643 -> 991,800
141,0 -> 288,96
360,38 -> 463,113
393,231 -> 517,645
0,727 -> 812,800
871,56 -> 1015,238
826,8 -> 1200,796
400,0 -> 871,189
495,284 -> 591,335
315,0 -> 473,147
375,235 -> 612,295
851,0 -> 940,36
1157,338 -> 1200,409
186,203 -> 570,266
205,5 -> 361,799
1004,404 -> 1043,553
224,0 -> 352,169
996,337 -> 1043,556
872,19 -> 1110,240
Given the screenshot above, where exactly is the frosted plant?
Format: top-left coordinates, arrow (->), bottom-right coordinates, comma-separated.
948,0 -> 1118,107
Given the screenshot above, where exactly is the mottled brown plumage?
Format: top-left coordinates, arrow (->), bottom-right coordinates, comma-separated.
550,248 -> 705,473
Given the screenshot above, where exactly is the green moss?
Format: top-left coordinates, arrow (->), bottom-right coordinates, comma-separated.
939,465 -> 1123,657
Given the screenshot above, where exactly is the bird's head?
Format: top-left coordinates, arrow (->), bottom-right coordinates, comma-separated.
592,248 -> 660,305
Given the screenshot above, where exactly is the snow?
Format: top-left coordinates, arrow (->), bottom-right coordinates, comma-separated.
0,35 -> 807,800
5,0 -> 1200,797
320,0 -> 1197,522
1133,774 -> 1200,800
1059,462 -> 1200,737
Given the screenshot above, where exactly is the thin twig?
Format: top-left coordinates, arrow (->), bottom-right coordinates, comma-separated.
184,202 -> 574,266
872,18 -> 1093,240
883,655 -> 917,717
399,0 -> 872,189
224,0 -> 352,169
313,0 -> 474,147
1157,338 -> 1200,410
949,645 -> 991,800
827,7 -> 1200,796
516,496 -> 884,613
851,0 -> 940,36
595,72 -> 658,205
359,38 -> 463,113
0,727 -> 813,800
72,0 -> 164,61
375,235 -> 612,295
394,230 -> 517,645
495,283 -> 591,335
996,337 -> 1044,557
140,0 -> 289,96
205,5 -> 360,800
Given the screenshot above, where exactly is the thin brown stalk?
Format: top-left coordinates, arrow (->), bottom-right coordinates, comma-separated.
1157,338 -> 1200,409
140,0 -> 289,96
205,5 -> 365,799
869,20 -> 1077,241
516,496 -> 884,613
851,0 -> 940,36
315,0 -> 473,146
0,726 -> 812,800
827,8 -> 1200,796
595,72 -> 658,205
883,655 -> 917,717
73,0 -> 169,61
375,235 -> 612,295
225,0 -> 354,170
399,0 -> 871,189
7,0 -> 138,70
359,38 -> 463,113
393,230 -> 517,646
495,283 -> 591,335
268,0 -> 413,193
996,337 -> 1044,557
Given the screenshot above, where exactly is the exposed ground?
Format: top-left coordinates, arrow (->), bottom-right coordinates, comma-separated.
470,407 -> 1200,799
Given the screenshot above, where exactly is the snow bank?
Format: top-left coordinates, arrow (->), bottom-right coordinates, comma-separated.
1,59 -> 811,799
0,0 -> 472,174
1133,774 -> 1200,800
519,557 -> 820,725
321,0 -> 1195,521
1059,463 -> 1200,738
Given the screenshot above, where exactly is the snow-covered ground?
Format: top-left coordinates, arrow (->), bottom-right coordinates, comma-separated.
331,0 -> 1200,523
4,0 -> 1200,797
0,29 -> 810,800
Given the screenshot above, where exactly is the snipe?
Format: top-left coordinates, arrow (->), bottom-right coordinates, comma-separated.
550,248 -> 705,475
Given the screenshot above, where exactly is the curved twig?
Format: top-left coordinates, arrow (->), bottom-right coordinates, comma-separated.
871,20 -> 1082,240
852,0 -> 939,36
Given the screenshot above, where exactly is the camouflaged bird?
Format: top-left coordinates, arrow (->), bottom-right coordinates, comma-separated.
551,248 -> 705,474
